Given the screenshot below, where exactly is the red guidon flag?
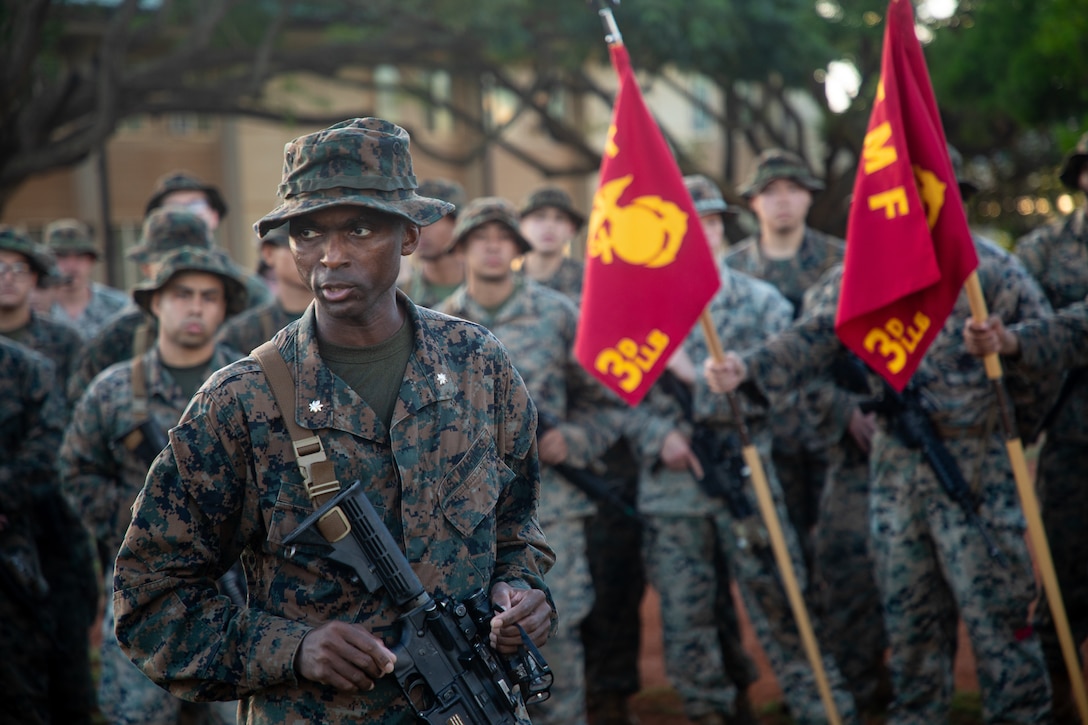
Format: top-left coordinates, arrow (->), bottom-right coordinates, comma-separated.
835,0 -> 979,391
575,43 -> 721,405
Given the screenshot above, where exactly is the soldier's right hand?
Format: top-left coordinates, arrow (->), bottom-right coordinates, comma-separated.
702,352 -> 746,394
295,620 -> 396,691
660,430 -> 704,479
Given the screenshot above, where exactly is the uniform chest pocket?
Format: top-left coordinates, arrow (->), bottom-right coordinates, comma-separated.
439,429 -> 511,537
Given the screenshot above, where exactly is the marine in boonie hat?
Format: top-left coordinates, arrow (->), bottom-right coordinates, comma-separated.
518,186 -> 586,228
132,246 -> 248,318
44,219 -> 99,258
453,197 -> 533,254
1058,131 -> 1088,191
145,171 -> 229,220
739,149 -> 825,198
255,118 -> 454,237
258,224 -> 290,249
416,178 -> 467,217
683,174 -> 739,216
0,224 -> 57,285
126,208 -> 215,264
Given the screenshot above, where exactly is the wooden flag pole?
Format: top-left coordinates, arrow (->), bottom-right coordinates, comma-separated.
964,271 -> 1088,723
699,311 -> 842,725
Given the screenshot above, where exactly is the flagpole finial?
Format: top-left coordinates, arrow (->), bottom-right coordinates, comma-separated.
589,0 -> 624,45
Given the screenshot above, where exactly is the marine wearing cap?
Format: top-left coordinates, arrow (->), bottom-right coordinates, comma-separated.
256,118 -> 453,236
683,174 -> 739,217
739,149 -> 824,198
44,219 -> 99,258
126,209 -> 215,264
453,197 -> 533,254
145,171 -> 229,220
416,178 -> 467,218
132,246 -> 249,319
518,186 -> 586,228
0,225 -> 57,286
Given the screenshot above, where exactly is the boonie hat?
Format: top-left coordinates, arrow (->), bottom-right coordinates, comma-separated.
44,219 -> 98,258
132,246 -> 248,318
126,209 -> 215,264
416,178 -> 467,217
518,186 -> 586,228
255,118 -> 454,237
0,225 -> 56,285
145,171 -> 229,220
258,225 -> 290,249
739,149 -> 824,198
1059,132 -> 1088,191
453,197 -> 533,254
683,175 -> 739,216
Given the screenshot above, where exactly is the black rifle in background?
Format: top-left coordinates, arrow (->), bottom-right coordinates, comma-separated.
284,479 -> 553,725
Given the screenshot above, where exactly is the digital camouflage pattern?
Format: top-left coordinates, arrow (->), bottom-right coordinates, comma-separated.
67,307 -> 152,404
256,118 -> 453,237
3,310 -> 82,413
48,284 -> 129,341
131,246 -> 249,318
125,208 -> 216,264
113,300 -> 555,724
518,186 -> 586,229
518,256 -> 585,306
738,149 -> 825,198
0,224 -> 56,280
625,270 -> 859,724
144,170 -> 229,220
684,174 -> 738,217
216,300 -> 306,356
0,337 -> 98,724
1009,294 -> 1088,373
416,178 -> 467,216
439,279 -> 622,725
740,237 -> 1058,724
453,197 -> 533,254
1013,205 -> 1088,722
44,218 -> 98,257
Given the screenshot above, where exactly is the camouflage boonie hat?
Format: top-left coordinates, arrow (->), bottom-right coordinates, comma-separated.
683,174 -> 738,216
145,171 -> 229,220
1059,131 -> 1088,190
132,246 -> 248,318
453,197 -> 532,254
518,186 -> 586,228
44,219 -> 98,258
739,149 -> 824,198
416,178 -> 467,217
0,225 -> 56,285
126,208 -> 215,264
947,144 -> 978,199
258,225 -> 290,248
255,118 -> 454,237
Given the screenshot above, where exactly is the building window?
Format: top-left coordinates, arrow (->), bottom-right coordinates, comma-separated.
375,65 -> 401,119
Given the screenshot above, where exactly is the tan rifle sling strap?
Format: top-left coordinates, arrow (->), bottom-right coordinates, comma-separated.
120,354 -> 151,453
251,341 -> 348,541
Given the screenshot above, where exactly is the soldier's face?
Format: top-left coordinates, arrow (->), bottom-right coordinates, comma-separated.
289,206 -> 419,322
460,221 -> 521,283
151,271 -> 227,350
161,190 -> 220,231
0,250 -> 37,311
260,243 -> 308,294
55,252 -> 95,289
698,212 -> 726,257
416,216 -> 456,260
750,178 -> 812,234
519,207 -> 577,255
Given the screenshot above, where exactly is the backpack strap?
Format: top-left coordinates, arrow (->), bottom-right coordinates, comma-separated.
251,341 -> 347,540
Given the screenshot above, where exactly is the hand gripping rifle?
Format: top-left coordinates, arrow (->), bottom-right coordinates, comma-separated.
283,480 -> 552,724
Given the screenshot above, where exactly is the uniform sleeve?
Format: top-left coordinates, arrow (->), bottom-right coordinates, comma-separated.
1011,297 -> 1088,375
1,353 -> 64,514
113,391 -> 309,702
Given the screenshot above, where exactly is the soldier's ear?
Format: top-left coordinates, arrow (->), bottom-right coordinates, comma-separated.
400,223 -> 420,257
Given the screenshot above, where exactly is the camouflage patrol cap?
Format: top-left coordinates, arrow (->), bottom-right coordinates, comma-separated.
416,178 -> 467,217
145,171 -> 229,220
126,208 -> 215,264
132,246 -> 249,318
683,174 -> 738,216
0,225 -> 56,285
453,197 -> 532,254
739,149 -> 824,198
258,224 -> 290,248
44,219 -> 99,258
1058,131 -> 1088,190
255,118 -> 454,237
518,186 -> 586,228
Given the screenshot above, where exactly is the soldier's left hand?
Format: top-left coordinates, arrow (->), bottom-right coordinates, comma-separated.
537,428 -> 569,466
490,582 -> 551,651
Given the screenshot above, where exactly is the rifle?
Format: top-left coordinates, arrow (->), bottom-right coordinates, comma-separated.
537,410 -> 645,526
283,480 -> 553,724
656,371 -> 768,553
864,384 -> 1009,567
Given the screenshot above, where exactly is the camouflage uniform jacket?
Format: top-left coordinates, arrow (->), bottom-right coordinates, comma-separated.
3,310 -> 82,395
49,282 -> 130,340
625,270 -> 793,515
59,343 -> 242,567
439,279 -> 620,525
723,227 -> 852,452
1014,206 -> 1088,441
518,256 -> 585,306
399,266 -> 461,309
67,305 -> 154,404
215,300 -> 304,357
1009,295 -> 1088,377
743,237 -> 1057,454
113,297 -> 555,723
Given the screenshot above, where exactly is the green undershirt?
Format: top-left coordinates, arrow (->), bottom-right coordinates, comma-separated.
163,362 -> 211,401
318,318 -> 414,431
